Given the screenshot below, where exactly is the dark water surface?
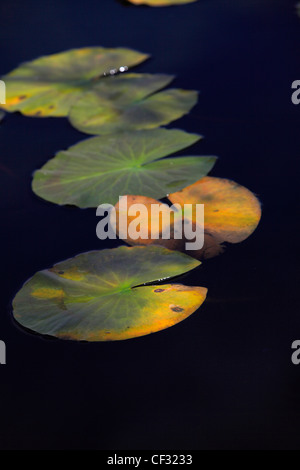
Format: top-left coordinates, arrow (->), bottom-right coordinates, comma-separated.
0,0 -> 299,450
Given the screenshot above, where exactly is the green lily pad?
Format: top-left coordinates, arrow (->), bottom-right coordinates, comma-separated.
32,128 -> 217,208
68,72 -> 198,134
12,246 -> 207,341
0,47 -> 149,117
128,0 -> 197,6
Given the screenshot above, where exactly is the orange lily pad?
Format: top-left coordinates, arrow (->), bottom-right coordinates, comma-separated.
113,177 -> 261,259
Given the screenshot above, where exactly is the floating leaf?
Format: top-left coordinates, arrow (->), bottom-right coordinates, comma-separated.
115,195 -> 186,251
169,177 -> 261,245
32,128 -> 217,208
127,0 -> 197,6
12,246 -> 207,341
0,47 -> 149,117
69,72 -> 198,134
113,177 -> 261,259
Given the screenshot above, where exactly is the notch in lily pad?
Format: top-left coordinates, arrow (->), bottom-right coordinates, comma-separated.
12,246 -> 207,341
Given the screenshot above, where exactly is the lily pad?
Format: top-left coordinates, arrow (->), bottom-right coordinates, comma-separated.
69,72 -> 198,134
0,47 -> 149,117
32,128 -> 217,208
169,176 -> 261,246
115,195 -> 185,251
12,246 -> 207,341
113,177 -> 261,259
127,0 -> 197,6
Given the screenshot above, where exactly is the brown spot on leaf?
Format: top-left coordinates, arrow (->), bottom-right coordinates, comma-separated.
171,306 -> 184,313
154,288 -> 165,293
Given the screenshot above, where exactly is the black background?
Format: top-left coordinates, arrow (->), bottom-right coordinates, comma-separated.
0,0 -> 300,450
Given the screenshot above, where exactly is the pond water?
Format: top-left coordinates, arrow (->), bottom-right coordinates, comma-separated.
0,0 -> 299,450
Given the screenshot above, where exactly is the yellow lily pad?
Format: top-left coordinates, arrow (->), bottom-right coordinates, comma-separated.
13,246 -> 207,341
0,47 -> 148,117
